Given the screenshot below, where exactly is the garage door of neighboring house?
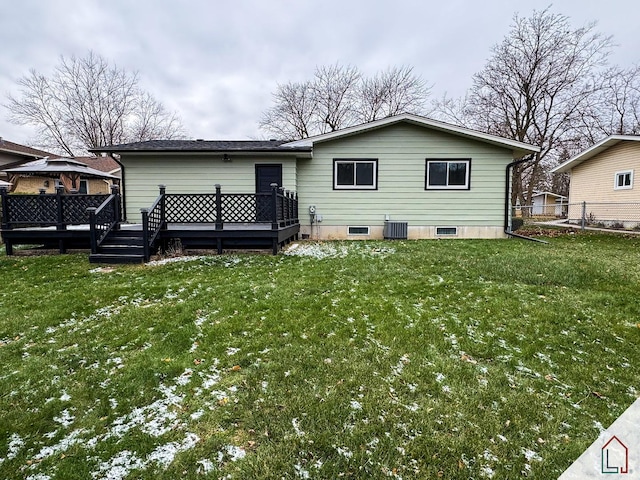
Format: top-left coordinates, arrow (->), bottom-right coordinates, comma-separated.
255,164 -> 282,222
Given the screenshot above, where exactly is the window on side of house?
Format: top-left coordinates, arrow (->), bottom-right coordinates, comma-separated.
334,159 -> 378,190
78,179 -> 89,194
425,159 -> 471,190
614,170 -> 633,190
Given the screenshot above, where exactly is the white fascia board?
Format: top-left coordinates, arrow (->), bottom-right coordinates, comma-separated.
283,114 -> 540,157
551,135 -> 640,173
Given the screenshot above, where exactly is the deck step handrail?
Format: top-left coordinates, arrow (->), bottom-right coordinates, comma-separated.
141,185 -> 167,260
87,186 -> 122,254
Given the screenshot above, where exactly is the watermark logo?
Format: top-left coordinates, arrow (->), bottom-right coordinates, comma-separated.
601,435 -> 629,475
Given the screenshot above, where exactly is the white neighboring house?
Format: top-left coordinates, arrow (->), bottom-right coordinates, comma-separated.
531,191 -> 567,216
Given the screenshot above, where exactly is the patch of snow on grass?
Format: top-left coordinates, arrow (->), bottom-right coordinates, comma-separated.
522,448 -> 542,462
146,256 -> 205,267
197,459 -> 214,474
6,433 -> 25,460
33,428 -> 88,461
292,418 -> 306,437
225,445 -> 246,462
479,465 -> 495,478
335,445 -> 353,459
294,463 -> 311,479
92,450 -> 145,480
53,409 -> 75,428
147,432 -> 199,468
285,242 -> 395,260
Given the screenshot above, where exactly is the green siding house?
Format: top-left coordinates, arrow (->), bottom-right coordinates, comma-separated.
95,114 -> 539,240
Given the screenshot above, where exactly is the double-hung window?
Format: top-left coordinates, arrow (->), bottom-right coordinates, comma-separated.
334,159 -> 377,190
614,170 -> 633,190
425,159 -> 471,190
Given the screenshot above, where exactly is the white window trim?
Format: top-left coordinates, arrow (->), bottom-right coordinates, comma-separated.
348,226 -> 370,236
334,159 -> 378,190
426,159 -> 471,190
614,170 -> 633,190
79,179 -> 89,194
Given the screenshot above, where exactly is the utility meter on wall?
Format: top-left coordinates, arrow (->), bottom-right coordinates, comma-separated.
309,205 -> 316,214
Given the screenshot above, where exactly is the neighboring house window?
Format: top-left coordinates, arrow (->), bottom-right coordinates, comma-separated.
78,179 -> 89,194
614,170 -> 633,190
425,159 -> 471,190
334,159 -> 377,190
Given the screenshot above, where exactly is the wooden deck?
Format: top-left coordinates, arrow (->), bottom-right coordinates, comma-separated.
1,184 -> 300,260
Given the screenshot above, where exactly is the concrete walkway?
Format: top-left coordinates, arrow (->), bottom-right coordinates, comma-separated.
532,219 -> 640,235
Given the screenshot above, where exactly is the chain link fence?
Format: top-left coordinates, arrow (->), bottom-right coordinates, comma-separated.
515,202 -> 640,231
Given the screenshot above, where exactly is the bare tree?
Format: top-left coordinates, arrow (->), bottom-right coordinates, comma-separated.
6,51 -> 186,156
355,66 -> 430,123
433,8 -> 613,205
259,81 -> 317,140
580,65 -> 640,143
260,64 -> 429,139
312,64 -> 361,133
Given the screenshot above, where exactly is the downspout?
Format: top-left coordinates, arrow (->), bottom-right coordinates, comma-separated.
504,155 -> 548,244
108,153 -> 126,221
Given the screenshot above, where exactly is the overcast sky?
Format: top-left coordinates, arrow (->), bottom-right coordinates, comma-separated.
1,0 -> 639,148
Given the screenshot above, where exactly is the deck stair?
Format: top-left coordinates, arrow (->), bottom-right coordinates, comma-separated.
89,228 -> 146,264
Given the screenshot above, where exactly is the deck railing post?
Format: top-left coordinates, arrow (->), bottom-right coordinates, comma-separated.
293,192 -> 298,224
280,187 -> 286,227
158,184 -> 166,227
0,187 -> 10,235
1,186 -> 12,254
141,208 -> 150,261
285,190 -> 291,225
270,183 -> 279,230
55,186 -> 65,231
111,184 -> 121,230
87,207 -> 98,254
215,184 -> 223,230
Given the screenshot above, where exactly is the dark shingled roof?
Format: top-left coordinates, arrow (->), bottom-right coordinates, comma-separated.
90,140 -> 311,153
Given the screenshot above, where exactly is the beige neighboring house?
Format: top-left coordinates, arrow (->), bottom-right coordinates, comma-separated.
552,135 -> 640,202
551,135 -> 640,226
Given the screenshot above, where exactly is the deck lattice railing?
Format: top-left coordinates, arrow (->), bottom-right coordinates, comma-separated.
144,184 -> 298,227
0,186 -> 109,229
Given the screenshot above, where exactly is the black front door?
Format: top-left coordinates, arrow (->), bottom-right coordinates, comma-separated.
255,164 -> 282,222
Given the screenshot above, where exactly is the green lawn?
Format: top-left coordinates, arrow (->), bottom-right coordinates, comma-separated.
0,234 -> 638,479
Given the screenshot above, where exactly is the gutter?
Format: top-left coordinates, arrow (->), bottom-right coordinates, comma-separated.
108,153 -> 126,221
504,155 -> 548,244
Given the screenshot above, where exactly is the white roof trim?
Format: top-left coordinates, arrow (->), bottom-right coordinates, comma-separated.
532,191 -> 567,199
551,135 -> 640,173
283,114 -> 540,157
